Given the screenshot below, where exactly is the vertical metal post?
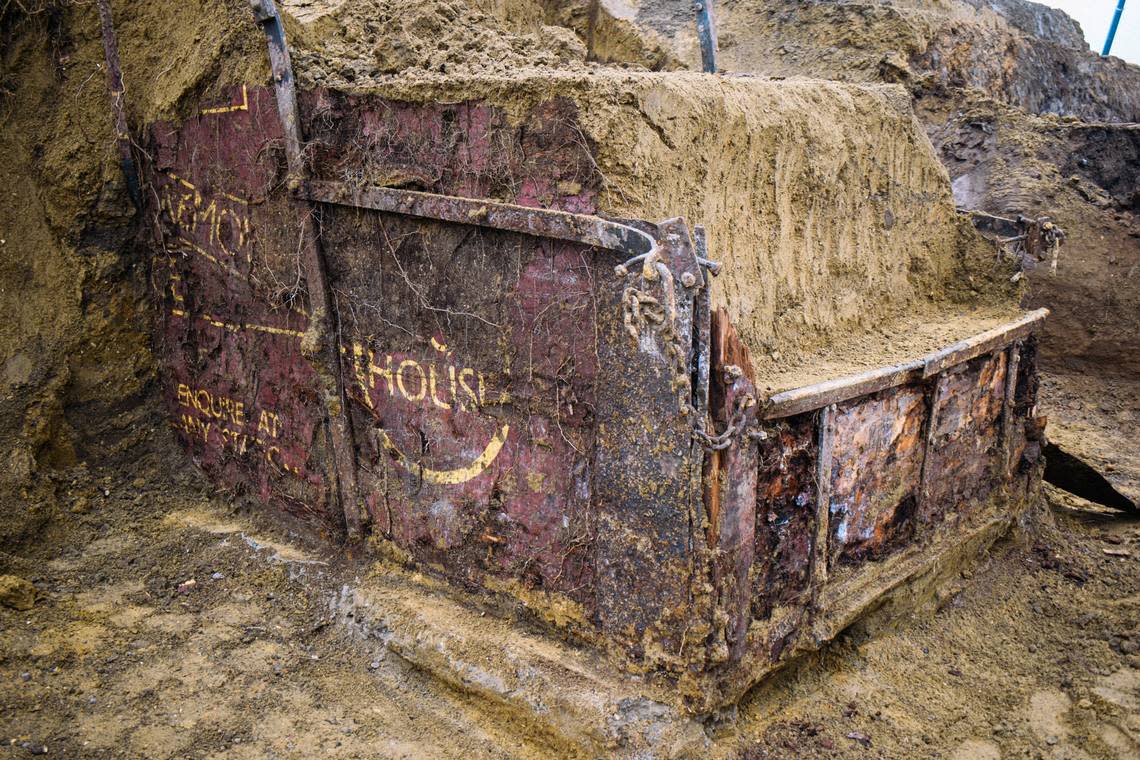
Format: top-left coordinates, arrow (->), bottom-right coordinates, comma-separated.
811,404 -> 835,596
1000,344 -> 1022,477
95,0 -> 140,208
1103,0 -> 1126,56
247,0 -> 364,542
916,373 -> 948,531
692,225 -> 712,416
694,1 -> 719,73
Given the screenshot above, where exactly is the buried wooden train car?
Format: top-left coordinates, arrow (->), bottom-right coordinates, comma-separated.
140,76 -> 1046,713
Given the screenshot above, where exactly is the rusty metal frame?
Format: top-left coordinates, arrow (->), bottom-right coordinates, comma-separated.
248,0 -> 364,540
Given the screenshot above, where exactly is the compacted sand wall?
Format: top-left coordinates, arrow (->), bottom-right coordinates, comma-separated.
316,68 -> 991,369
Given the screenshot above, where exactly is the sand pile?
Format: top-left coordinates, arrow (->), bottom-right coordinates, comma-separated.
619,0 -> 1140,373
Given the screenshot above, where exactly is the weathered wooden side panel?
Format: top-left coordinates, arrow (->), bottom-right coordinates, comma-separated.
753,414 -> 816,622
146,85 -> 338,531
922,351 -> 1008,525
828,384 -> 926,566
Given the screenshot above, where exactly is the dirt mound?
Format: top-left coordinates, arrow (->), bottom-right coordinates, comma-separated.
293,59 -> 1016,370
627,0 -> 1140,374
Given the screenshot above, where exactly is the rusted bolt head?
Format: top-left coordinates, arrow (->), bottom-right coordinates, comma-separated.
680,271 -> 697,288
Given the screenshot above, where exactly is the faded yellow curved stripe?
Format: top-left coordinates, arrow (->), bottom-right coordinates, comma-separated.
379,424 -> 509,485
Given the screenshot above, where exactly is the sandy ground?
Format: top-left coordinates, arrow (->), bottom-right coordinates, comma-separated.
1,384 -> 1137,759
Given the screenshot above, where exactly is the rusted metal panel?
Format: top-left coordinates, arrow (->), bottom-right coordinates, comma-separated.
828,383 -> 927,565
303,91 -> 611,606
921,351 -> 1009,525
594,219 -> 706,665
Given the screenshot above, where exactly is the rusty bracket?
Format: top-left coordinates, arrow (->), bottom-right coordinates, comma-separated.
247,0 -> 365,541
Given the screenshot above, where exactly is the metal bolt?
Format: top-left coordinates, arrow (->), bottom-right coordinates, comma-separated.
680,271 -> 697,288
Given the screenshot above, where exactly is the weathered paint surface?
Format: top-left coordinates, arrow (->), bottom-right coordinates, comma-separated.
921,351 -> 1008,525
146,85 -> 337,530
753,415 -> 816,620
828,383 -> 926,565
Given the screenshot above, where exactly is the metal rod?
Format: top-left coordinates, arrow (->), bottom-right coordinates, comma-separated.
811,404 -> 835,599
95,0 -> 140,208
694,1 -> 719,73
1103,0 -> 1126,56
301,180 -> 659,260
1000,343 -> 1022,477
247,0 -> 365,542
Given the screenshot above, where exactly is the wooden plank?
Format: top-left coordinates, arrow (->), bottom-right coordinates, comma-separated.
763,309 -> 1049,420
763,359 -> 923,420
922,308 -> 1048,378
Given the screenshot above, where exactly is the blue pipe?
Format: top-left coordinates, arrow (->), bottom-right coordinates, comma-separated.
1103,0 -> 1126,56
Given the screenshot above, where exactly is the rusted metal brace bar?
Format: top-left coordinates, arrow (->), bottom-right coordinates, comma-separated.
301,180 -> 661,262
95,0 -> 141,208
691,225 -> 712,417
915,373 -> 949,533
694,1 -> 719,74
248,0 -> 364,541
810,404 -> 835,607
1000,342 -> 1022,477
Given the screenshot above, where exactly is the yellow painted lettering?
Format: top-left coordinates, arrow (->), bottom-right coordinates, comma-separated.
428,364 -> 451,410
397,360 -> 426,402
448,366 -> 460,410
459,368 -> 479,408
368,351 -> 395,396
